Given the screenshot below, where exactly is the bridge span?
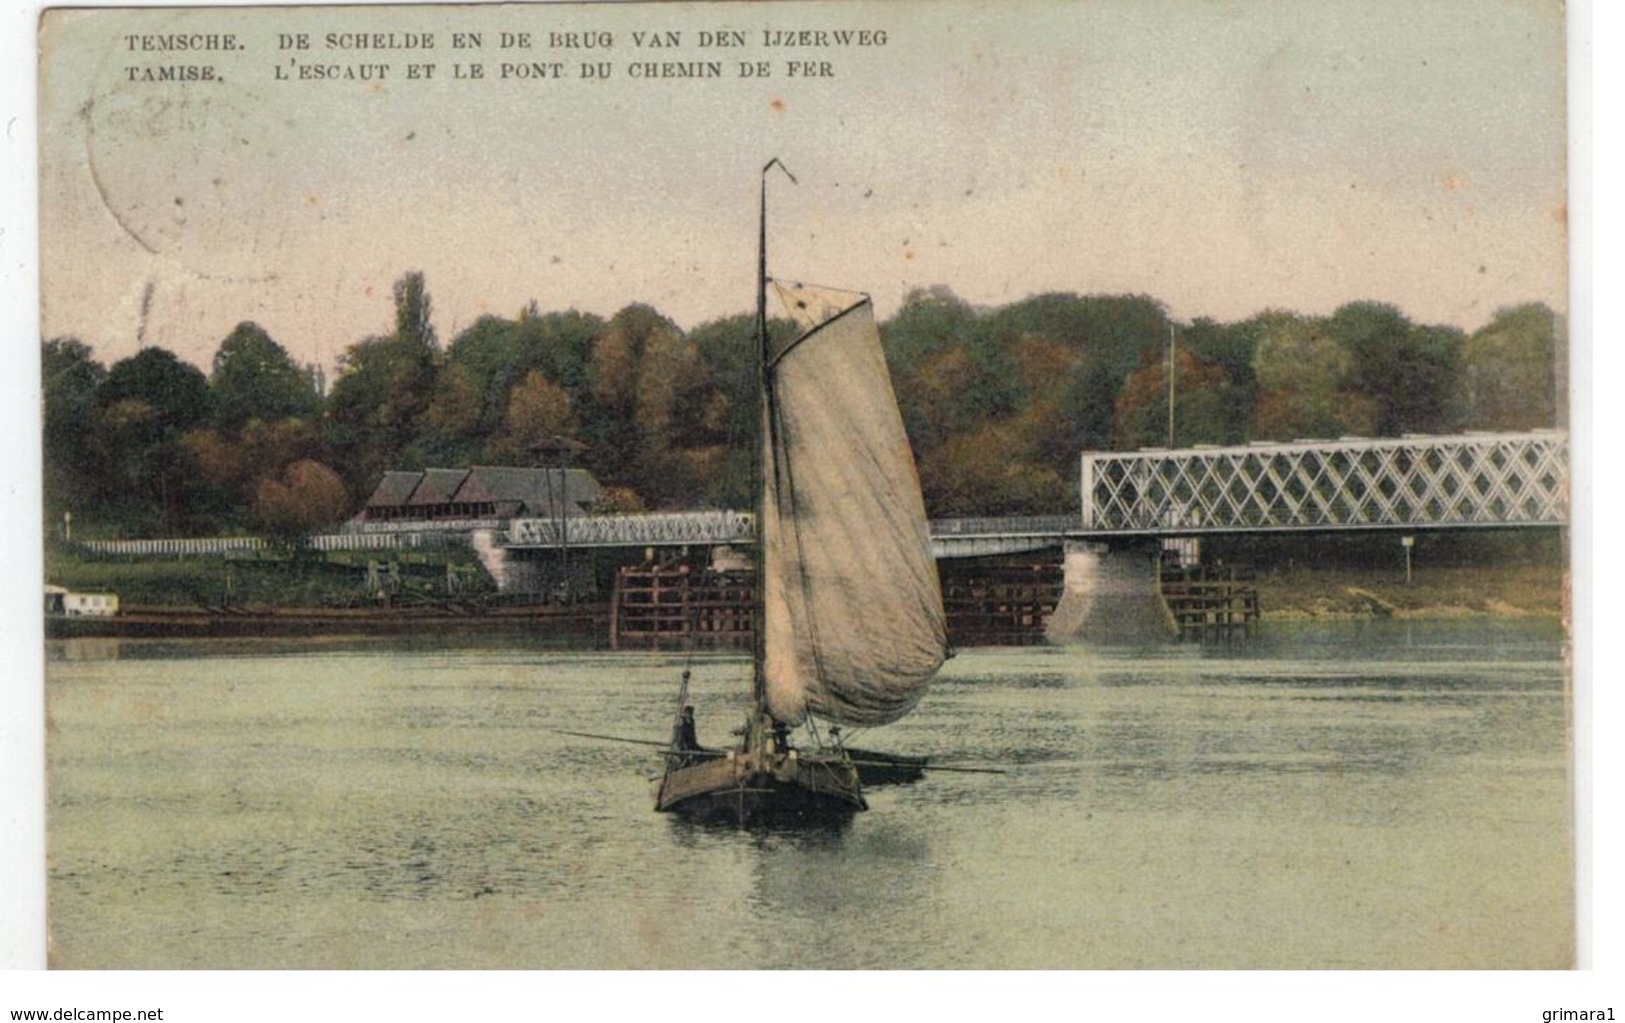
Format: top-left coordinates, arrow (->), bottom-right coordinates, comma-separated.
1079,430 -> 1568,537
504,511 -> 1075,559
498,431 -> 1568,558
501,430 -> 1568,646
1049,430 -> 1568,644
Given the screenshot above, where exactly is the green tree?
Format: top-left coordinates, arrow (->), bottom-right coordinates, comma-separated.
1182,316 -> 1259,392
1326,301 -> 1464,435
1112,346 -> 1242,450
982,292 -> 1171,455
393,270 -> 437,351
1005,336 -> 1087,499
489,369 -> 580,464
324,272 -> 443,486
209,321 -> 320,433
1250,312 -> 1375,441
93,347 -> 214,534
881,285 -> 978,378
1460,303 -> 1563,430
984,292 -> 1169,381
894,340 -> 1019,454
253,459 -> 352,537
324,334 -> 436,485
917,420 -> 1063,517
41,338 -> 106,527
512,305 -> 595,392
883,288 -> 1023,477
422,360 -> 489,462
579,304 -> 697,505
182,417 -> 329,531
1181,316 -> 1262,439
687,313 -> 783,508
422,315 -> 524,465
1395,323 -> 1468,433
100,346 -> 212,427
423,309 -> 602,465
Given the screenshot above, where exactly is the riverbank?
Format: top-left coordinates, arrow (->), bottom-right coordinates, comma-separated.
45,532 -> 1568,642
43,545 -> 492,609
44,560 -> 1567,643
1252,562 -> 1565,620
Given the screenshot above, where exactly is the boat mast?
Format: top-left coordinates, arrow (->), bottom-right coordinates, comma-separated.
754,158 -> 795,712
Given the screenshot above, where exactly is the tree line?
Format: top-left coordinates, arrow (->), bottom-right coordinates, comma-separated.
42,271 -> 1563,538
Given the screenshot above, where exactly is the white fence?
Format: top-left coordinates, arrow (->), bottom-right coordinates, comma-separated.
78,529 -> 471,558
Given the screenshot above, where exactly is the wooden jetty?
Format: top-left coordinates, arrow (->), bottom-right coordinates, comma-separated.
610,557 -> 1257,648
938,561 -> 1062,647
609,562 -> 755,651
1158,565 -> 1260,641
611,557 -> 1065,650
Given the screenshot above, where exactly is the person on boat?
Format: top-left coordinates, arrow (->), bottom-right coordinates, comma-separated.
673,705 -> 700,752
772,719 -> 791,753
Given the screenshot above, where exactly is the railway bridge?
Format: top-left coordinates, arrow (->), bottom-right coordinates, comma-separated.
497,429 -> 1567,553
495,430 -> 1568,643
1046,429 -> 1568,641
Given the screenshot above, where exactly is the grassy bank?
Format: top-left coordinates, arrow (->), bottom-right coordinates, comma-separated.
44,545 -> 494,608
1252,562 -> 1565,620
1199,528 -> 1566,620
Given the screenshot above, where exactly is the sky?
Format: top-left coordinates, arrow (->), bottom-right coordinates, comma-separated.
35,0 -> 1568,374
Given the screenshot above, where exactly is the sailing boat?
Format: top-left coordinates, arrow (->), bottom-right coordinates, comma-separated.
653,161 -> 948,825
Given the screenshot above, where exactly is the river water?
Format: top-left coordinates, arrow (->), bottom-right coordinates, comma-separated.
45,620 -> 1573,969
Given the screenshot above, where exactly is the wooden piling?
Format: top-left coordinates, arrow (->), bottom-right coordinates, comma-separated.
610,557 -> 1066,649
938,561 -> 1063,647
610,562 -> 755,651
1158,565 -> 1261,641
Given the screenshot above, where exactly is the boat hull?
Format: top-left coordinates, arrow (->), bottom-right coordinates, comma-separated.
844,747 -> 928,787
656,750 -> 865,826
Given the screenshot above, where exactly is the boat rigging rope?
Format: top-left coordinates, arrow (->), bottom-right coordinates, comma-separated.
764,275 -> 869,301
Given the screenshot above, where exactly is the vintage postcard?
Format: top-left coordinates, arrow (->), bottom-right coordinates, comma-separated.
31,0 -> 1575,982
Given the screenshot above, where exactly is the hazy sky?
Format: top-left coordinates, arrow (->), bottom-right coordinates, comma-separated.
38,0 -> 1568,373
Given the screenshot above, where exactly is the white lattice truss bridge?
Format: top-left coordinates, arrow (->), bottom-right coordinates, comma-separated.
1080,431 -> 1569,535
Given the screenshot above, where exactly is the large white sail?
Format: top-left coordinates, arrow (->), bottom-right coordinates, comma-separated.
761,283 -> 947,726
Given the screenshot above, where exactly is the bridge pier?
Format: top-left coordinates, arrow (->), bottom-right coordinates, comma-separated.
1045,539 -> 1176,645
